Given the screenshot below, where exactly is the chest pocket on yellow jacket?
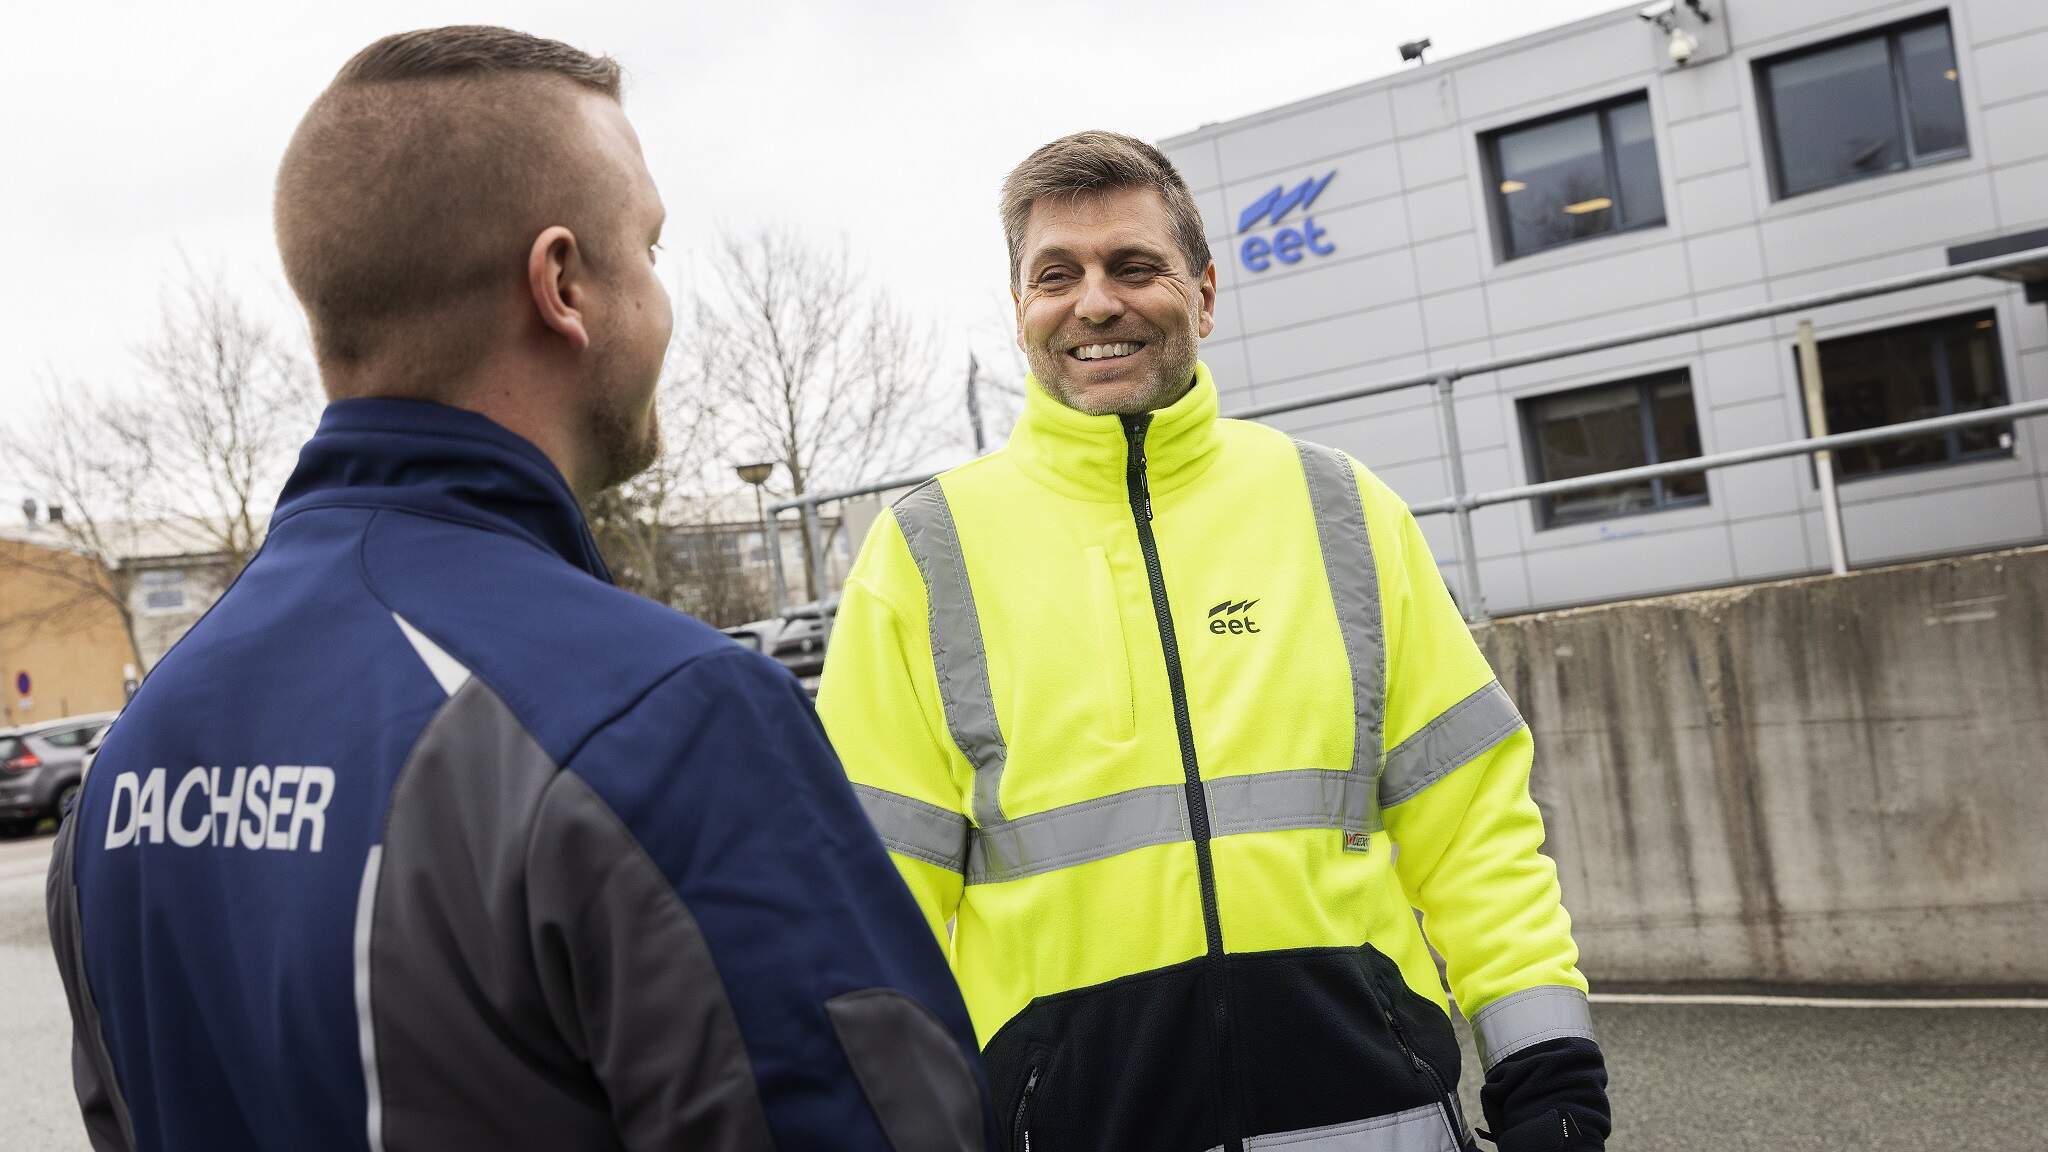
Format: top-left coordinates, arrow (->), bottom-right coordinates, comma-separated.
1083,546 -> 1137,745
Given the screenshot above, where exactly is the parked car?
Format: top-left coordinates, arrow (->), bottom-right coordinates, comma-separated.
80,718 -> 117,780
722,597 -> 838,695
0,711 -> 119,835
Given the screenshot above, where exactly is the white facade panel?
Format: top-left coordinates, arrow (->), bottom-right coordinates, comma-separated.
2017,308 -> 2048,356
1964,0 -> 2048,43
1403,180 -> 1474,244
1841,477 -> 2047,563
1234,249 -> 1418,335
1453,20 -> 1648,121
1759,175 -> 1999,276
1730,516 -> 1814,580
1165,140 -> 1221,193
1676,167 -> 1762,234
1422,288 -> 1492,351
1397,130 -> 1469,189
1669,110 -> 1750,182
1486,244 -> 1694,335
1200,338 -> 1252,392
1195,187 -> 1230,244
1982,94 -> 2048,167
1686,227 -> 1768,294
1700,338 -> 1791,408
1390,76 -> 1459,137
1661,57 -> 1742,123
1473,556 -> 1534,615
1244,303 -> 1427,384
1993,157 -> 2048,229
1524,524 -> 1738,607
1730,0 -> 1928,48
1214,93 -> 1395,179
1453,391 -> 1508,452
1411,233 -> 1486,296
1968,27 -> 2048,106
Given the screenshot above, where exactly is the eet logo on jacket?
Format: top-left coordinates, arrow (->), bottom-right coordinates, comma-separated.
1236,170 -> 1336,273
1208,599 -> 1262,635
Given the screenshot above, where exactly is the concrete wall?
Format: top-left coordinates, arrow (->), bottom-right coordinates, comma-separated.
1163,0 -> 2048,615
1478,543 -> 2048,991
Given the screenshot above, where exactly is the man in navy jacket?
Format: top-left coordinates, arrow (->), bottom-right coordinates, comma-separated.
48,26 -> 992,1152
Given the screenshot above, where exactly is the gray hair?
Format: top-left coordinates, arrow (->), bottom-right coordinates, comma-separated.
1000,130 -> 1213,288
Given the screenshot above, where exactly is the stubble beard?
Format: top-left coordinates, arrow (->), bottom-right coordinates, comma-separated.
1035,303 -> 1202,417
586,340 -> 664,494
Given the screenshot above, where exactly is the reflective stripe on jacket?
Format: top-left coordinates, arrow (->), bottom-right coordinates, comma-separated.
818,362 -> 1596,1152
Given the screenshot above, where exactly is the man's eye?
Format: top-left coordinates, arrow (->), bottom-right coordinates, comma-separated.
1119,265 -> 1157,279
650,242 -> 664,264
1034,271 -> 1073,287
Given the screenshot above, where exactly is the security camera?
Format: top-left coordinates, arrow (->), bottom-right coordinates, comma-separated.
1638,1 -> 1676,23
1668,26 -> 1699,64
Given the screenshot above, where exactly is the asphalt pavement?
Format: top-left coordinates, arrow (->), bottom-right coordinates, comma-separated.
3,827 -> 2044,1150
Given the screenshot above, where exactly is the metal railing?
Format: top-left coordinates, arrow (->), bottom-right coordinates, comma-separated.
765,245 -> 2048,621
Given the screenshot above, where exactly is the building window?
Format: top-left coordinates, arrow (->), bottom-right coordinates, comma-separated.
1521,370 -> 1707,528
138,569 -> 187,614
1485,93 -> 1666,260
1758,15 -> 1968,199
1798,311 -> 2011,479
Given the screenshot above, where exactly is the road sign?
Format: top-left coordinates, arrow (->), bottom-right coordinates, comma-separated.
13,672 -> 27,697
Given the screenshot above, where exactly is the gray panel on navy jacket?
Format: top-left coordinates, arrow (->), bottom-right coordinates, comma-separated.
826,989 -> 986,1152
365,676 -> 774,1151
46,813 -> 137,1152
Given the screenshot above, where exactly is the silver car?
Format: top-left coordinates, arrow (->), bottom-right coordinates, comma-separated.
0,711 -> 118,835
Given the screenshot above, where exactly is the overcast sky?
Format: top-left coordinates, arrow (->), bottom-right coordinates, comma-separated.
2,0 -> 1620,506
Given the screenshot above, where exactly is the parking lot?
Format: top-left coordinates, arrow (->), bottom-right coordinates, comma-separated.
4,827 -> 2044,1150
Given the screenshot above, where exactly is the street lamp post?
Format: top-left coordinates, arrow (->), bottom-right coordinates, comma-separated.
734,461 -> 781,614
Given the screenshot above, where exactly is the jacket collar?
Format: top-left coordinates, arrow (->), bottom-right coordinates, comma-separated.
271,398 -> 612,581
1007,360 -> 1224,503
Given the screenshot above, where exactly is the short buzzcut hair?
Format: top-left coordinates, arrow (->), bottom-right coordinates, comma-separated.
1000,131 -> 1213,289
275,26 -> 626,397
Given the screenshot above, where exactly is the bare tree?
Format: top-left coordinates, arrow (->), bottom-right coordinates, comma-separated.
966,291 -> 1031,450
691,229 -> 944,600
1,381 -> 155,669
587,377 -> 772,626
125,261 -> 318,573
3,264 -> 317,673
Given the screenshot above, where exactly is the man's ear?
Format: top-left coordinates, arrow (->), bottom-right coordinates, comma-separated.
1196,262 -> 1218,340
528,226 -> 591,351
1012,284 -> 1027,354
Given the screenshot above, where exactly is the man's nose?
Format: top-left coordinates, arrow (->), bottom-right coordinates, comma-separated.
1074,271 -> 1125,326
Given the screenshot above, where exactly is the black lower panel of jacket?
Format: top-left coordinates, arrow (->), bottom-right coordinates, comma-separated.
1481,1037 -> 1609,1151
980,944 -> 1464,1152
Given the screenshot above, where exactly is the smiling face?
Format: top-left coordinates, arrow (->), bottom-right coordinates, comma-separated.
1012,186 -> 1217,416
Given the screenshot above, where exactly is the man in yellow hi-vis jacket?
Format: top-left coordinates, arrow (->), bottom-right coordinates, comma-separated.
818,130 -> 1611,1152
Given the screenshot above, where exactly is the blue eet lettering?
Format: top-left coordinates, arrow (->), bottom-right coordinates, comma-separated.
1304,216 -> 1334,256
1273,228 -> 1306,264
1240,234 -> 1272,272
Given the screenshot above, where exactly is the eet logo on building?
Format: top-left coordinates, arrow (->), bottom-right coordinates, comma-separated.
1236,170 -> 1337,272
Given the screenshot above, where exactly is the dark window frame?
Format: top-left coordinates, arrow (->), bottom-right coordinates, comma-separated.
1482,91 -> 1667,263
1755,12 -> 1970,201
1794,309 -> 2014,484
1519,369 -> 1710,530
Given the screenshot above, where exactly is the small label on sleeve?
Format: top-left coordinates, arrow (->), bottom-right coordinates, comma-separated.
1341,830 -> 1372,854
